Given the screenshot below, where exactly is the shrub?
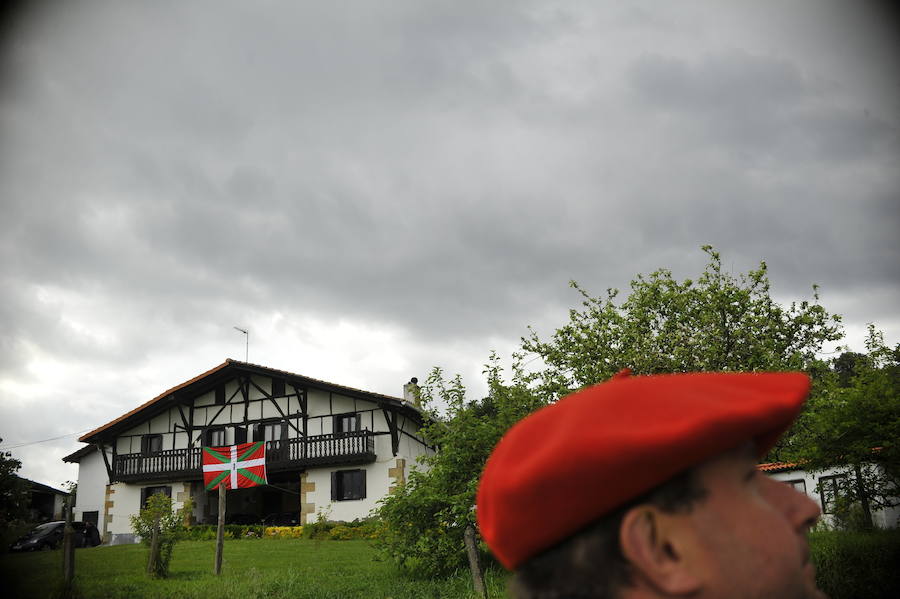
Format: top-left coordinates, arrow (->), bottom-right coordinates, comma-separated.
178,524 -> 266,541
303,508 -> 333,540
264,526 -> 304,539
810,529 -> 900,599
130,493 -> 193,578
328,525 -> 355,540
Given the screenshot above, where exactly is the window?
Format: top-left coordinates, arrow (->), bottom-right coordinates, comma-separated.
234,426 -> 247,444
272,378 -> 285,397
256,422 -> 284,442
82,511 -> 99,526
140,486 -> 171,508
331,469 -> 366,501
140,434 -> 162,455
818,475 -> 848,514
205,427 -> 226,447
334,413 -> 361,434
215,385 -> 225,405
784,479 -> 807,495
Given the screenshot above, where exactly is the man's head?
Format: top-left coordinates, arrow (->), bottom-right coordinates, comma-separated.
477,371 -> 826,599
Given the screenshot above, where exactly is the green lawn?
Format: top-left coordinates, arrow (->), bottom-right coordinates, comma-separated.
0,539 -> 510,599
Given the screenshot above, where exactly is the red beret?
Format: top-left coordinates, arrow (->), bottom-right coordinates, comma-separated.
476,370 -> 810,569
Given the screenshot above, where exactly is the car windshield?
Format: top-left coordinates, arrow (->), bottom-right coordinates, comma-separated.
30,523 -> 61,537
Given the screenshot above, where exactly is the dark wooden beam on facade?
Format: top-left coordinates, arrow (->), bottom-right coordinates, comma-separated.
176,404 -> 190,433
247,378 -> 303,435
291,384 -> 308,438
239,376 -> 250,423
381,409 -> 400,456
95,443 -> 114,483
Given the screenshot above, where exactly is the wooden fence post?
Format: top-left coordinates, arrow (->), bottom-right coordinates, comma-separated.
62,496 -> 75,585
214,483 -> 226,575
464,524 -> 487,598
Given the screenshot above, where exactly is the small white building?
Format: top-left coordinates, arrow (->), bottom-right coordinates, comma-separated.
63,359 -> 433,544
760,461 -> 900,529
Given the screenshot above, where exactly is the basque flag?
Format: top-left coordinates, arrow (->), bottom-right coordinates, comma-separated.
202,442 -> 268,491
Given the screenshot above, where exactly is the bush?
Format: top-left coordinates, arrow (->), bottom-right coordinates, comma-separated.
810,529 -> 900,599
178,524 -> 266,541
264,526 -> 304,539
130,493 -> 193,578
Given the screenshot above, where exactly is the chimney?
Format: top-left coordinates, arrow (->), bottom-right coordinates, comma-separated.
403,377 -> 420,406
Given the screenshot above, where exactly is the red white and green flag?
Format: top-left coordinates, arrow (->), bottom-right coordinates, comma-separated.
202,442 -> 268,491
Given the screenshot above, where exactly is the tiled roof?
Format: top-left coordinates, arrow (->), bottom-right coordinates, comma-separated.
18,476 -> 69,495
78,359 -> 417,443
756,461 -> 801,473
62,444 -> 97,463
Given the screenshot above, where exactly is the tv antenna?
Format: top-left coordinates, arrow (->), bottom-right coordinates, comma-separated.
233,326 -> 249,362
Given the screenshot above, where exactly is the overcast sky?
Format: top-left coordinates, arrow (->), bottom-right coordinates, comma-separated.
1,1 -> 898,489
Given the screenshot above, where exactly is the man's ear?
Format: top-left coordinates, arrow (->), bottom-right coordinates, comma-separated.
619,506 -> 703,596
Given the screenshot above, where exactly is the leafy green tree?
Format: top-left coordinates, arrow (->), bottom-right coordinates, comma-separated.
130,492 -> 193,577
0,440 -> 28,527
833,351 -> 867,388
522,245 -> 842,400
787,326 -> 900,529
377,246 -> 848,576
375,355 -> 545,577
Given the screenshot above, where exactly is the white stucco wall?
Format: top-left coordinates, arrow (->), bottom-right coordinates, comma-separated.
104,480 -> 195,543
73,449 -> 108,522
768,465 -> 899,529
303,427 -> 433,523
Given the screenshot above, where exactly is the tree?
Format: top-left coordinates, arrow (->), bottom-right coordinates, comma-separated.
0,439 -> 28,527
376,246 -> 847,576
521,246 -> 843,401
130,492 -> 193,578
787,326 -> 900,529
375,355 -> 545,577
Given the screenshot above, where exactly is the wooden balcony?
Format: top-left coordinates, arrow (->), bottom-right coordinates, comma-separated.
113,431 -> 376,483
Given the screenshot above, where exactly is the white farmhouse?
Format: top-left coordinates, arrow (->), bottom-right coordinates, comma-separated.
63,359 -> 433,544
760,461 -> 900,529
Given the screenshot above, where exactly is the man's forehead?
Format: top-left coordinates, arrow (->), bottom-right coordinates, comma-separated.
699,440 -> 758,474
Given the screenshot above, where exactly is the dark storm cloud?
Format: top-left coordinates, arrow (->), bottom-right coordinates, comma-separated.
1,1 -> 898,486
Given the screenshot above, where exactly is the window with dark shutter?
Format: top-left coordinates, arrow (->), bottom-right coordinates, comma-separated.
206,427 -> 226,447
272,379 -> 285,398
818,475 -> 848,514
141,485 -> 172,508
215,385 -> 225,405
332,469 -> 366,501
258,422 -> 282,442
141,434 -> 162,455
785,479 -> 807,495
234,426 -> 247,444
334,413 -> 361,434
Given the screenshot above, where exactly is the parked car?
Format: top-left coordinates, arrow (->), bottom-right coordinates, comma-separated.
262,512 -> 300,526
9,522 -> 86,552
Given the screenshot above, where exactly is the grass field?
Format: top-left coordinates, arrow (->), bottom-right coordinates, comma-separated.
0,539 -> 510,599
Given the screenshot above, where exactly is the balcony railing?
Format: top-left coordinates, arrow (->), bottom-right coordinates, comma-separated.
113,431 -> 376,482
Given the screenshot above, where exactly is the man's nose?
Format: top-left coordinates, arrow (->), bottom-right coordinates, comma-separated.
768,477 -> 822,531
